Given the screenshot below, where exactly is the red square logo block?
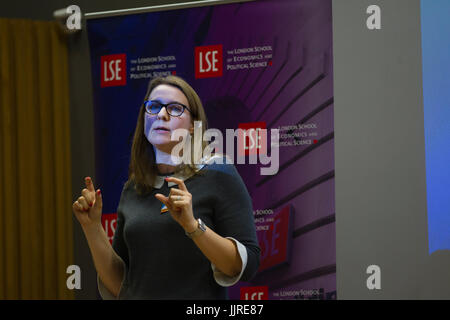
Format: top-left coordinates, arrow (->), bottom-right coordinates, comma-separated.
237,122 -> 267,156
240,286 -> 269,300
256,205 -> 294,272
101,213 -> 118,244
195,45 -> 223,79
101,54 -> 127,87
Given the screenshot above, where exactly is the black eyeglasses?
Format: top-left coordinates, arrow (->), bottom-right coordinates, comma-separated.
144,100 -> 191,117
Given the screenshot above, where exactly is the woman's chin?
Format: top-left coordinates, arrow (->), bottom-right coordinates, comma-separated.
148,135 -> 171,145
151,141 -> 177,153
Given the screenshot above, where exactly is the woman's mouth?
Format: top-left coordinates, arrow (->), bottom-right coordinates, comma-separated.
153,127 -> 171,133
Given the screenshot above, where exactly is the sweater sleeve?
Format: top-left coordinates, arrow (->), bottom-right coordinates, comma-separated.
210,162 -> 261,282
211,237 -> 248,287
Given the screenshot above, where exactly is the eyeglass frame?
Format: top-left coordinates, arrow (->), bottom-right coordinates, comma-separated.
144,100 -> 192,117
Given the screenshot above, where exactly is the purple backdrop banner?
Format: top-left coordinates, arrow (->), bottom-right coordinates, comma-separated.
87,0 -> 336,300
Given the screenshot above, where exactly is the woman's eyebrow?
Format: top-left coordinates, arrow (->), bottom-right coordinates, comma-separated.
149,97 -> 172,102
149,98 -> 184,105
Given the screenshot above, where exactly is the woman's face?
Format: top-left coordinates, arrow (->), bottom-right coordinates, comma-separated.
144,84 -> 194,154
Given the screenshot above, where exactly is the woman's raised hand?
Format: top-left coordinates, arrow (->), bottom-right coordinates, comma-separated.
72,177 -> 103,228
155,177 -> 197,233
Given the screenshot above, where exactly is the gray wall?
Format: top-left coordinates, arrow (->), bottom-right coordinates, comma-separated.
333,0 -> 450,299
1,0 -> 449,299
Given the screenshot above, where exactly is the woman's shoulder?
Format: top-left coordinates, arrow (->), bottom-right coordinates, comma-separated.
199,154 -> 242,179
200,154 -> 234,170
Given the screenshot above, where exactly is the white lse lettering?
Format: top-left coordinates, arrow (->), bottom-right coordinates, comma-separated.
199,51 -> 219,73
104,60 -> 122,82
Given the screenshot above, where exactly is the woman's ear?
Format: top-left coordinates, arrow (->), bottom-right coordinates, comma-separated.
189,125 -> 194,135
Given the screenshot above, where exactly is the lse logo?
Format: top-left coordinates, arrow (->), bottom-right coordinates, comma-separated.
240,286 -> 268,300
257,206 -> 293,272
238,122 -> 267,156
101,54 -> 126,87
101,213 -> 117,244
195,45 -> 223,79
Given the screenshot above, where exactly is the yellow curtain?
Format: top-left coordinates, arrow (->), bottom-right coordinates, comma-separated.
0,19 -> 74,299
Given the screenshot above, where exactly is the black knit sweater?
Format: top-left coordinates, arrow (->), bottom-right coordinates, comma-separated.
102,160 -> 260,299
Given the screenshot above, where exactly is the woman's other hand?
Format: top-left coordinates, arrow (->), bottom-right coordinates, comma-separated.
72,177 -> 103,229
155,177 -> 197,233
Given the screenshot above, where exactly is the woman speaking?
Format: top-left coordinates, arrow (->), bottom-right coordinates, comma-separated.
72,75 -> 260,299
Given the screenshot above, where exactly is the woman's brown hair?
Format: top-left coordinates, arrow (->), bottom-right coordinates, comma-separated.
126,75 -> 209,195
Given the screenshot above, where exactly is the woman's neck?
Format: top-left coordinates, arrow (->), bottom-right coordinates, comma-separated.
153,146 -> 181,175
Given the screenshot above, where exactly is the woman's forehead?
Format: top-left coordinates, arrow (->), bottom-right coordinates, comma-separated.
149,84 -> 188,105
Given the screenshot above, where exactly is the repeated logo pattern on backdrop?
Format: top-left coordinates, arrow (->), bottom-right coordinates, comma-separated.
87,0 -> 336,299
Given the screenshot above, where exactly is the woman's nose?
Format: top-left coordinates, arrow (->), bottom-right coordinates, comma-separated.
156,106 -> 170,120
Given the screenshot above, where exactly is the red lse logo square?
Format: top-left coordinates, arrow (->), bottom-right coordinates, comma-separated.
257,206 -> 292,272
101,54 -> 127,87
101,213 -> 118,244
237,122 -> 267,156
240,286 -> 269,300
195,45 -> 223,79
